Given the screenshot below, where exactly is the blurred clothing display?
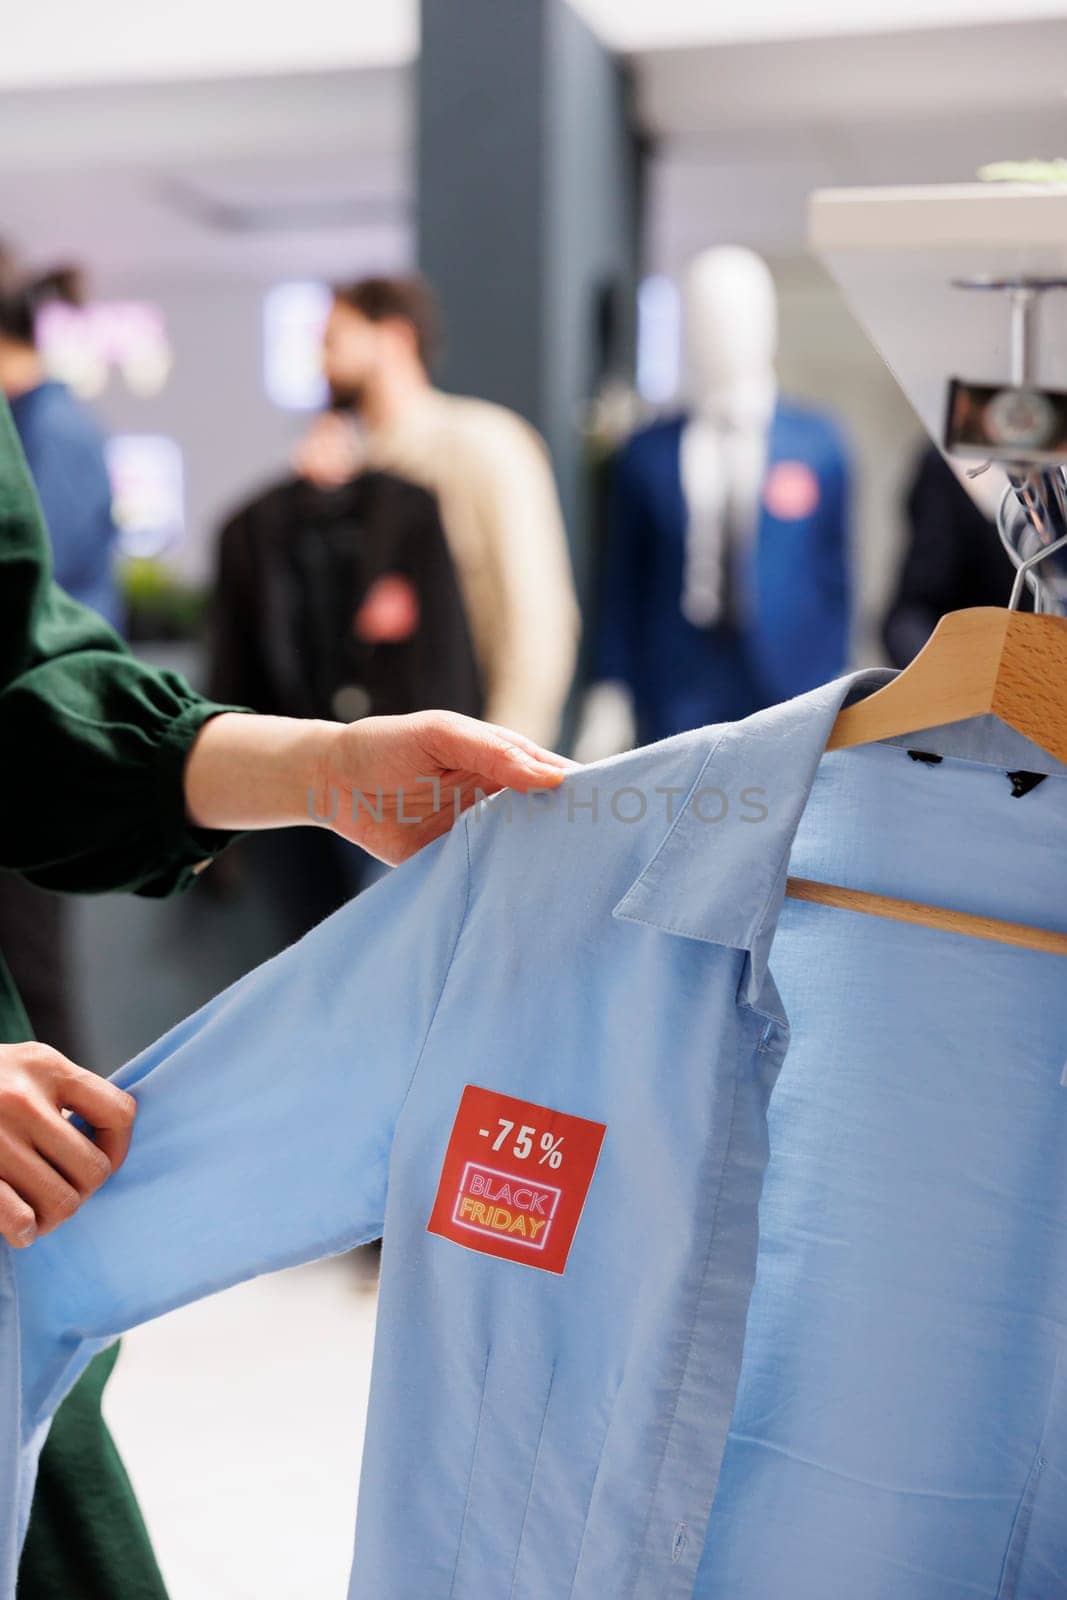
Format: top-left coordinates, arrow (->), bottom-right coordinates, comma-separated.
209,466 -> 482,939
579,247 -> 850,755
364,387 -> 578,744
210,469 -> 481,724
883,443 -> 1026,668
591,402 -> 851,742
9,380 -> 122,632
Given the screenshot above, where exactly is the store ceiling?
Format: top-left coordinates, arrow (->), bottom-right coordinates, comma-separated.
0,15 -> 1062,287
4,0 -> 1060,87
0,1 -> 417,90
641,17 -> 1067,273
638,18 -> 1067,136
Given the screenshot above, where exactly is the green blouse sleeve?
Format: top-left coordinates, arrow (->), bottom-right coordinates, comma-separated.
0,393 -> 242,897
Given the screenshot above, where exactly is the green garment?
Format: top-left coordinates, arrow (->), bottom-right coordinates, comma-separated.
0,392 -> 237,1598
19,1346 -> 167,1600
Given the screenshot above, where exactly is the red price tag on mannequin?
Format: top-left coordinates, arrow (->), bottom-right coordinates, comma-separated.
427,1085 -> 607,1275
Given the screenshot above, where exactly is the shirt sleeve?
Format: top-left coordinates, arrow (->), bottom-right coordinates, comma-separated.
0,392 -> 238,896
13,814 -> 472,1436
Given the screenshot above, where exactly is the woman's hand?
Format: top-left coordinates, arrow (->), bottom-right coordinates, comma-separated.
184,709 -> 572,865
0,1044 -> 136,1247
313,710 -> 572,862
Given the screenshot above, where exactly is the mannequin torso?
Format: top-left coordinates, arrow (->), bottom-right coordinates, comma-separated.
578,248 -> 849,759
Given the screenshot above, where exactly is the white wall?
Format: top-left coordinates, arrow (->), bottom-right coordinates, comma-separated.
95,284 -> 286,584
770,257 -> 925,663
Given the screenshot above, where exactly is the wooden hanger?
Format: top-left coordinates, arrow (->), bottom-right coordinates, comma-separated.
785,606 -> 1067,954
827,607 -> 1067,767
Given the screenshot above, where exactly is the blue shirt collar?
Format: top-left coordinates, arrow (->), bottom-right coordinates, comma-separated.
613,670 -> 894,994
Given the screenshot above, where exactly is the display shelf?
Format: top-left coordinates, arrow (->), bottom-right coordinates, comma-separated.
809,183 -> 1067,448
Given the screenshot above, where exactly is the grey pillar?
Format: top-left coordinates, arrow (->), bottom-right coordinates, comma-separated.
416,0 -> 641,562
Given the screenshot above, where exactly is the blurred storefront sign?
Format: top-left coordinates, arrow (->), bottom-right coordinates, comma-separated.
106,433 -> 185,558
262,281 -> 331,411
38,299 -> 173,399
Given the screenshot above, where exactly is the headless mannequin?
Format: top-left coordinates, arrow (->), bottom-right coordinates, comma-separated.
576,247 -> 779,761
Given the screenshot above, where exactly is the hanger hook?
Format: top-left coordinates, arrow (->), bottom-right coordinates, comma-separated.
997,479 -> 1067,612
1008,527 -> 1067,610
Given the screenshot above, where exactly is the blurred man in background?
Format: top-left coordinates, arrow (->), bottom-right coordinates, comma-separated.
208,395 -> 483,943
296,275 -> 579,747
0,250 -> 121,631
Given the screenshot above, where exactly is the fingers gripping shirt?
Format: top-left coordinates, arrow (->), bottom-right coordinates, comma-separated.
4,670 -> 912,1600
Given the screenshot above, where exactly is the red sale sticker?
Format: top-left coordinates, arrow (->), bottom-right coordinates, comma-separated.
763,460 -> 821,522
427,1085 -> 607,1275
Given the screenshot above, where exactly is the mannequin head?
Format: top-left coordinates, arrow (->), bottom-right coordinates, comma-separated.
323,275 -> 439,417
683,247 -> 778,423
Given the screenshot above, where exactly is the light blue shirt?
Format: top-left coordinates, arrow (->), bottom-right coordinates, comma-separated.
698,727 -> 1067,1599
4,670 -> 1067,1599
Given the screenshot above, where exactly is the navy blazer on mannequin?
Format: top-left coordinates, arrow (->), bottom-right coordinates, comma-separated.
592,403 -> 851,742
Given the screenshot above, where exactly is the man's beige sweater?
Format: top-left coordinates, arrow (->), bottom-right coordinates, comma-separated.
366,388 -> 579,746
